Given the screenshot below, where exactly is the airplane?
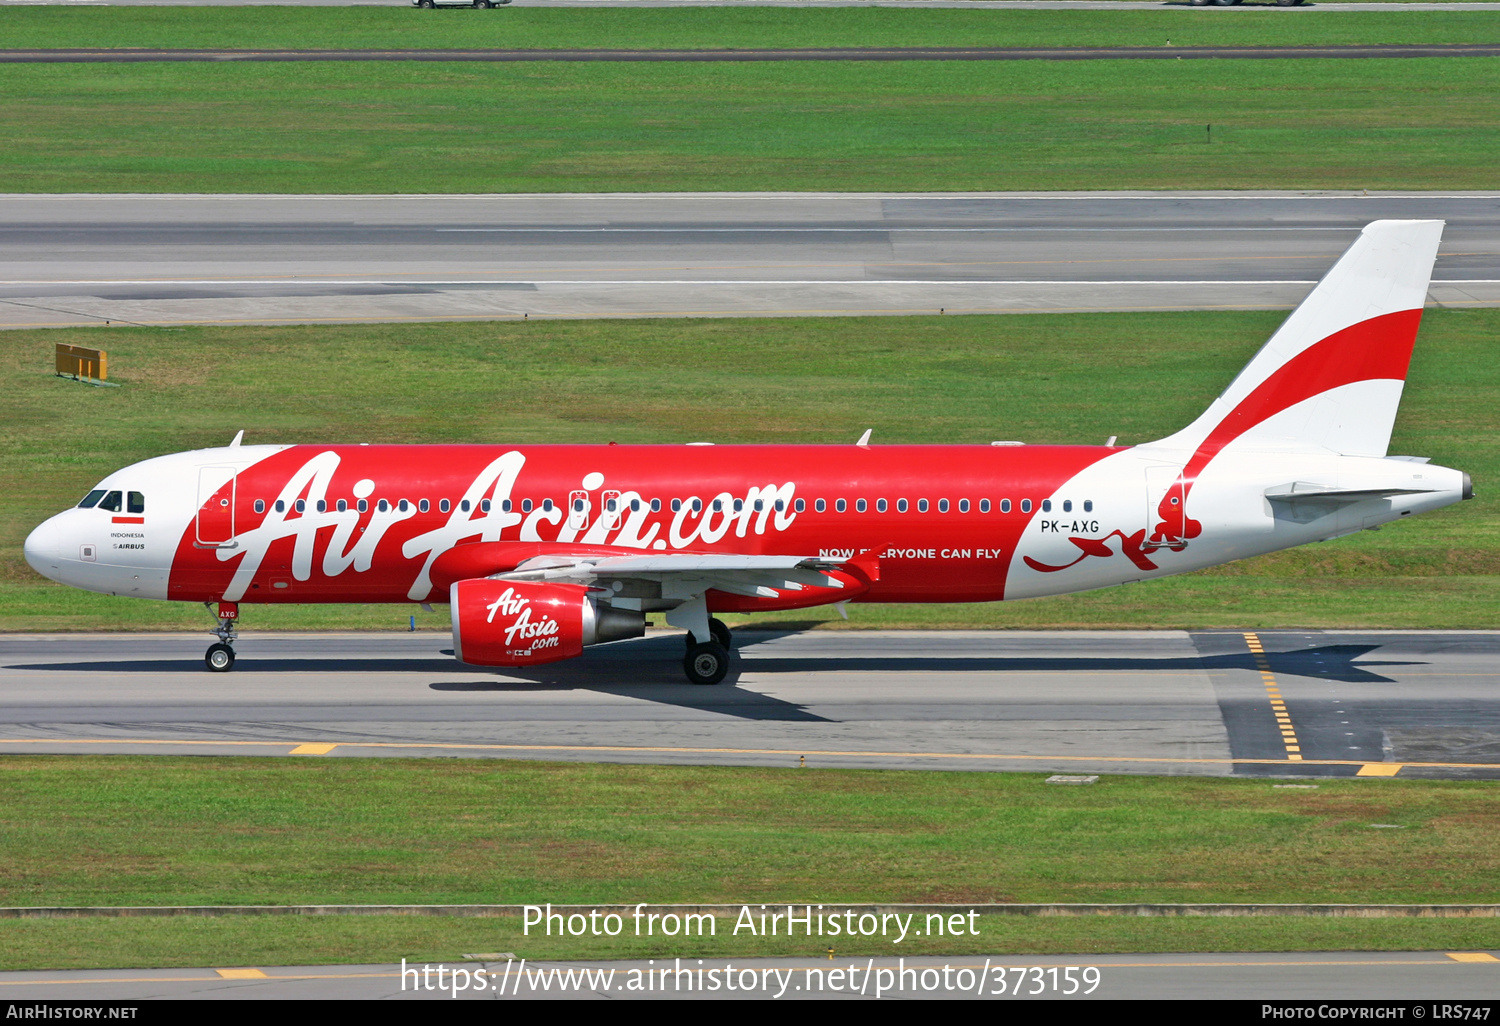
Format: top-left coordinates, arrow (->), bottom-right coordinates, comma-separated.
24,220 -> 1470,685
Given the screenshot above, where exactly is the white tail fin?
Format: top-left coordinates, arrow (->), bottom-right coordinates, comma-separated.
1151,219 -> 1443,460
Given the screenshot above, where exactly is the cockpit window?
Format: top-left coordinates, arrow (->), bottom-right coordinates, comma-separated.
98,491 -> 123,512
77,489 -> 107,509
127,491 -> 145,514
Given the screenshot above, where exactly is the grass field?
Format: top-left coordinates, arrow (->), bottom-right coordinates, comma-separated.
5,7 -> 1500,52
0,756 -> 1497,968
3,56 -> 1500,192
5,309 -> 1497,631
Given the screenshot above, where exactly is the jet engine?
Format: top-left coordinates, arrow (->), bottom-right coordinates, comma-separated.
450,578 -> 645,667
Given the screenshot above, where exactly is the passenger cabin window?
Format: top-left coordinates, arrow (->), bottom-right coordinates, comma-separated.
358,499 -> 368,513
1021,499 -> 1032,513
476,499 -> 487,513
522,499 -> 533,513
500,499 -> 510,513
938,499 -> 949,513
959,499 -> 970,513
275,500 -> 286,513
460,499 -> 471,513
980,499 -> 991,513
1042,499 -> 1052,513
254,499 -> 265,514
295,499 -> 306,513
439,499 -> 450,513
651,499 -> 661,513
1000,499 -> 1011,513
543,498 -> 554,512
1063,500 -> 1073,513
337,499 -> 347,513
671,499 -> 682,512
856,499 -> 867,513
77,489 -> 106,509
876,499 -> 886,513
316,499 -> 328,513
127,492 -> 145,514
1084,500 -> 1093,513
795,498 -> 805,513
835,499 -> 847,513
733,499 -> 744,513
691,499 -> 702,513
918,499 -> 928,513
815,499 -> 826,513
378,499 -> 390,513
419,499 -> 429,513
897,498 -> 908,513
99,491 -> 123,512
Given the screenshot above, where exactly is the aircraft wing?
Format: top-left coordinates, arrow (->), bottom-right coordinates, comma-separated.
496,552 -> 847,598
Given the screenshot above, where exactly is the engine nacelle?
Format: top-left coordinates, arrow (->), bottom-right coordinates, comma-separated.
450,578 -> 644,667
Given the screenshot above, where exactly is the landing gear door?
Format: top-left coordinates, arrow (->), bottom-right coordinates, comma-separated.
1144,464 -> 1186,549
196,465 -> 237,547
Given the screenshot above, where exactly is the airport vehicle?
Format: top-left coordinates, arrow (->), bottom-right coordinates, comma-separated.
24,220 -> 1469,684
413,0 -> 510,8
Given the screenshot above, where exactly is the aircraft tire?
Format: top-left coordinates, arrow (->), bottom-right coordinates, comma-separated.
683,642 -> 729,686
418,0 -> 434,7
205,643 -> 235,673
709,618 -> 732,650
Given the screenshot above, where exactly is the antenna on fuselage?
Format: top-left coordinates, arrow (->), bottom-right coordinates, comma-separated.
856,429 -> 872,447
228,430 -> 244,448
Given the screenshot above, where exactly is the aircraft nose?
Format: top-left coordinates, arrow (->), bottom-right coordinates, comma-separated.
24,516 -> 64,580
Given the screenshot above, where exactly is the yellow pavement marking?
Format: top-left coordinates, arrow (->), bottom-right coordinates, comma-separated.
288,744 -> 337,756
1245,632 -> 1303,762
0,957 -> 1481,987
1447,953 -> 1500,963
3,735 -> 1499,771
1357,763 -> 1404,777
214,969 -> 268,979
0,954 -> 1476,984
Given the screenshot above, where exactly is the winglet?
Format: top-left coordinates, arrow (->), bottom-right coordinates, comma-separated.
228,430 -> 244,448
856,428 -> 872,447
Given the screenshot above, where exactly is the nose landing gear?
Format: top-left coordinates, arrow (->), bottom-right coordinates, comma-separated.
204,601 -> 238,672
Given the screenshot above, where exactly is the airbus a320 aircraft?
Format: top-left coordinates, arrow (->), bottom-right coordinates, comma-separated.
25,220 -> 1471,684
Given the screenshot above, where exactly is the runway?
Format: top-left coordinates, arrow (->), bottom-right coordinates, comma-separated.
11,44 -> 1500,61
3,191 -> 1499,327
2,629 -> 1497,779
3,952 -> 1498,1000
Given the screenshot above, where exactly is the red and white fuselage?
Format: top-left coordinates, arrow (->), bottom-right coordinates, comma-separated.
23,220 -> 1471,681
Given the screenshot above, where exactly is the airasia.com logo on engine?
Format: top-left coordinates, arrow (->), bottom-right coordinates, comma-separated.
485,586 -> 561,652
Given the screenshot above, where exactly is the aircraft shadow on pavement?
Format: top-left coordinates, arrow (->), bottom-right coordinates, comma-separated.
430,633 -> 830,722
5,641 -> 1419,693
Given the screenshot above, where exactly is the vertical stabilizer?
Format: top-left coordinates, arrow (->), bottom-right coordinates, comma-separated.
1150,219 -> 1443,459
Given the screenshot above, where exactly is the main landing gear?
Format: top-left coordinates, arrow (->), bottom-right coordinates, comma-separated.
204,601 -> 238,672
682,618 -> 732,686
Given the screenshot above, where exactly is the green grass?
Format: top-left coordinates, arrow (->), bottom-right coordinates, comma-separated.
3,57 -> 1500,192
5,7 -> 1500,52
3,310 -> 1498,631
2,757 -> 1498,910
4,915 -> 1500,972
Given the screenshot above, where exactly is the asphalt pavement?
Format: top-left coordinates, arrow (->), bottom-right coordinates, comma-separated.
2,952 -> 1496,999
2,192 -> 1498,326
2,629 -> 1497,778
